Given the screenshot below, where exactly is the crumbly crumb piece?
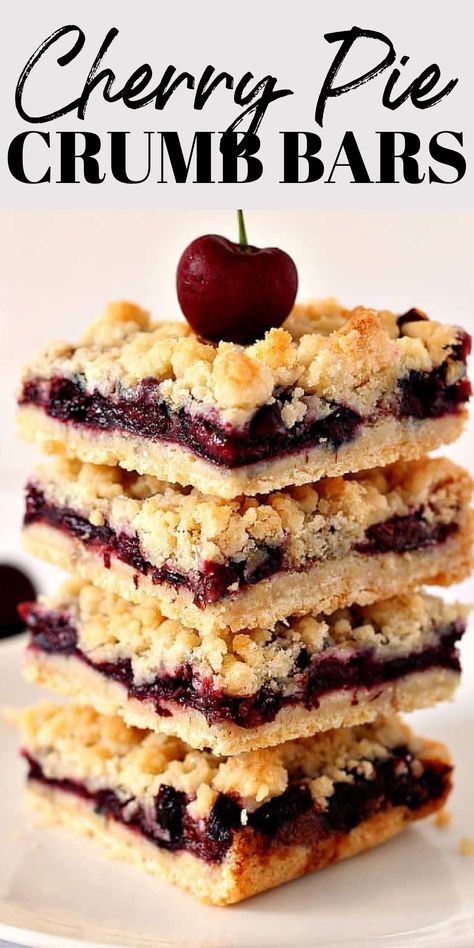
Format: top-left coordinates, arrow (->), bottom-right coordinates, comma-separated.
17,703 -> 431,818
434,809 -> 452,828
459,837 -> 474,856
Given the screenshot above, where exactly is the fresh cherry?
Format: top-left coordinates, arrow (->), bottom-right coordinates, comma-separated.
176,211 -> 298,344
0,563 -> 36,638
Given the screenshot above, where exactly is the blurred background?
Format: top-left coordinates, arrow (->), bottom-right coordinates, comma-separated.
0,208 -> 473,615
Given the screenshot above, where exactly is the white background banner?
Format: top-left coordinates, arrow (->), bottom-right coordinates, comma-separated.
1,0 -> 473,207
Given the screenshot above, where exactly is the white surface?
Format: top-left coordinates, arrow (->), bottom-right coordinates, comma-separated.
0,629 -> 473,948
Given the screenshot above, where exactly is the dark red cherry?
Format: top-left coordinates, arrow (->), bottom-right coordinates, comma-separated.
176,212 -> 298,344
0,563 -> 36,638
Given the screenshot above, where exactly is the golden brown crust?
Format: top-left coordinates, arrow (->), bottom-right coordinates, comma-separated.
24,650 -> 459,755
17,404 -> 468,499
22,514 -> 474,633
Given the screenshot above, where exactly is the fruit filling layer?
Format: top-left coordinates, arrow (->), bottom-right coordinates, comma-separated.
23,484 -> 461,607
19,705 -> 451,864
25,610 -> 463,729
22,582 -> 467,731
19,361 -> 470,469
20,376 -> 367,468
18,301 -> 471,469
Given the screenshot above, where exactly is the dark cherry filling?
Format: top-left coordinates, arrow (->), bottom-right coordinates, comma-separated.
23,486 -> 460,608
20,376 -> 363,468
24,604 -> 464,729
23,748 -> 451,863
400,365 -> 471,420
19,329 -> 470,469
23,486 -> 283,607
397,309 -> 428,330
355,510 -> 457,554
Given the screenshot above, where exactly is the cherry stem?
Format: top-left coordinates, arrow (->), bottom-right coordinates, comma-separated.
237,209 -> 248,248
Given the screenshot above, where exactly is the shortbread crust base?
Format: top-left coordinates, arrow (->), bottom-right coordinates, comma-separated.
26,774 -> 448,906
22,517 -> 474,634
17,405 -> 467,499
24,651 -> 459,755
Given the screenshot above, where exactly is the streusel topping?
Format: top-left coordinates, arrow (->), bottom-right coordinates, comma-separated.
20,299 -> 467,427
36,579 -> 468,697
29,455 -> 472,576
18,703 -> 430,815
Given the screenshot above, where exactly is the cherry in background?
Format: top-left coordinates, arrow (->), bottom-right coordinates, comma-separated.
0,563 -> 36,638
176,211 -> 298,345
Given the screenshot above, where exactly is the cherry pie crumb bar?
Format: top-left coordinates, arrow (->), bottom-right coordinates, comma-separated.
22,455 -> 473,633
17,299 -> 471,499
18,702 -> 452,905
22,580 -> 467,755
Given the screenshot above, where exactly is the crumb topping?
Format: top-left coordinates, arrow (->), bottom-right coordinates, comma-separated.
434,809 -> 452,828
20,299 -> 467,427
18,703 -> 430,816
36,579 -> 468,697
28,455 -> 472,577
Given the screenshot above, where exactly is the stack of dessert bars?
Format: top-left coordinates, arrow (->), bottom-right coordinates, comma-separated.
15,300 -> 472,905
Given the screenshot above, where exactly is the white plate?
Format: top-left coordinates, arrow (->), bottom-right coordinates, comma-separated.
1,634 -> 474,948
